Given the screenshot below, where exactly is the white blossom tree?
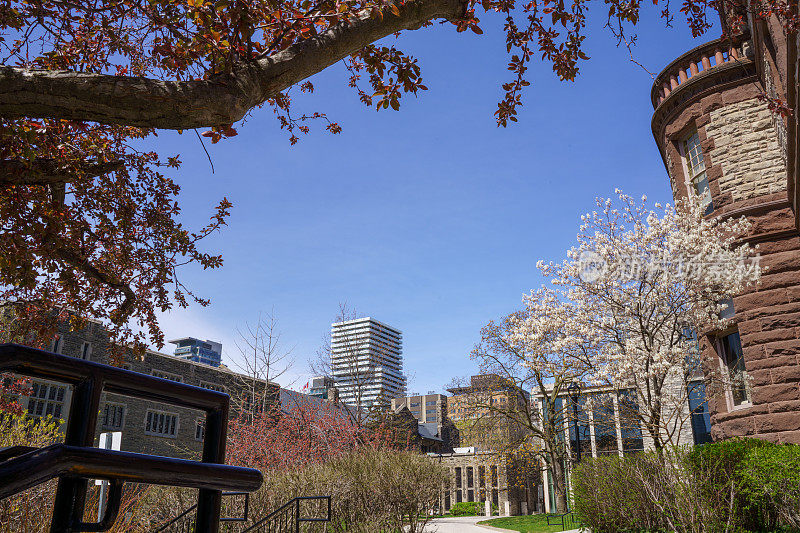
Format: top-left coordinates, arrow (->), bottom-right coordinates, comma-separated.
470,289 -> 590,512
527,190 -> 761,451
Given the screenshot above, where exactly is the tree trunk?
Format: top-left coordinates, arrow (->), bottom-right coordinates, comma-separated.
0,0 -> 465,129
551,454 -> 569,513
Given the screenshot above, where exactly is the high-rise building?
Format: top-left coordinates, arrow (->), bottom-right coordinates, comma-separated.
330,317 -> 406,409
169,337 -> 223,367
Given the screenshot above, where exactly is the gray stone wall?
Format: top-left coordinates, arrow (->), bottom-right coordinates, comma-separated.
29,322 -> 276,459
705,98 -> 787,201
432,452 -> 538,516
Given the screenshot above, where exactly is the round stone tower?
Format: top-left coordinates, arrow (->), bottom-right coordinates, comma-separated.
650,23 -> 800,443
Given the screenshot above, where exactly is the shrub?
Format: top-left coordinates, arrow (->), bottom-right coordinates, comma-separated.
687,437 -> 777,531
739,444 -> 800,530
574,439 -> 800,533
140,448 -> 447,533
449,502 -> 481,516
0,413 -> 62,533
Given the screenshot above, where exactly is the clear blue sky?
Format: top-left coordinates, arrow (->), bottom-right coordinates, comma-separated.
146,6 -> 714,394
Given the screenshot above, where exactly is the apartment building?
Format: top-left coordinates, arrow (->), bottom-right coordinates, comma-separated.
330,317 -> 406,409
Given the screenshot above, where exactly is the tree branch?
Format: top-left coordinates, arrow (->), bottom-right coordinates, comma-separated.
0,159 -> 123,187
0,0 -> 466,129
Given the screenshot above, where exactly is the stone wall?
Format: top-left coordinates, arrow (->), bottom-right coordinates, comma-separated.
32,323 -> 277,458
705,98 -> 787,202
651,36 -> 800,445
432,451 -> 540,516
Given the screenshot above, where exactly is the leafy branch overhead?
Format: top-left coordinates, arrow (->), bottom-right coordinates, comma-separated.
0,0 -> 791,350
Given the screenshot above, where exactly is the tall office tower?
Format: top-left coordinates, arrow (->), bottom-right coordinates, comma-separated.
330,317 -> 406,409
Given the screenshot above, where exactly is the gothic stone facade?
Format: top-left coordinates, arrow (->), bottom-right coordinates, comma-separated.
432,451 -> 541,517
651,15 -> 800,443
29,320 -> 276,459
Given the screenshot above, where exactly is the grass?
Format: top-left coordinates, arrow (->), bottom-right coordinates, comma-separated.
477,514 -> 573,533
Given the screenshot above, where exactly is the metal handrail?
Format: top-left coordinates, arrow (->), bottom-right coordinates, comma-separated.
241,496 -> 332,532
0,343 -> 263,532
155,492 -> 251,532
0,445 -> 262,500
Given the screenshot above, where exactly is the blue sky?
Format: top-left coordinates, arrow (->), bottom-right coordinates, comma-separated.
148,6 -> 713,394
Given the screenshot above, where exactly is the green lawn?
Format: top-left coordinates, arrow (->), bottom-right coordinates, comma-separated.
477,514 -> 573,533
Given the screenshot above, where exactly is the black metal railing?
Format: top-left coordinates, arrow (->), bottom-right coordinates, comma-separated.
0,343 -> 263,533
156,496 -> 331,533
546,511 -> 580,531
155,492 -> 251,532
242,496 -> 331,533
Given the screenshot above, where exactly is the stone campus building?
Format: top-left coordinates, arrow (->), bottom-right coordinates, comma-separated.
27,320 -> 276,459
650,7 -> 800,443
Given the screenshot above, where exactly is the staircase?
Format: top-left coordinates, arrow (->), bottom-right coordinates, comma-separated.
155,495 -> 332,532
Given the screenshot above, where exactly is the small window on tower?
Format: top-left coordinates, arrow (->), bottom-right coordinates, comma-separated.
682,131 -> 713,215
718,331 -> 751,407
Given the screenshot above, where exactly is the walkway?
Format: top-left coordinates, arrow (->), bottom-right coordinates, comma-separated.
416,516 -> 507,532
416,517 -> 588,533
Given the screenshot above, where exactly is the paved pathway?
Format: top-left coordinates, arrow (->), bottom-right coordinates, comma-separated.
414,517 -> 589,533
415,516 -> 508,532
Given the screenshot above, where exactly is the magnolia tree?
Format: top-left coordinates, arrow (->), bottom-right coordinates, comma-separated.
471,291 -> 588,512
529,190 -> 760,451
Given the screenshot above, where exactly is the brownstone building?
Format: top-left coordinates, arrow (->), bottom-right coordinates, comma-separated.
650,7 -> 800,443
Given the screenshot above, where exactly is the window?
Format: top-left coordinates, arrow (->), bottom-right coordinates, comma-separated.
491,489 -> 499,507
617,389 -> 644,454
490,465 -> 498,487
80,342 -> 92,360
444,492 -> 451,511
467,466 -> 474,487
456,490 -> 463,503
682,131 -> 713,214
455,467 -> 462,488
27,381 -> 66,419
102,403 -> 125,430
51,336 -> 62,354
425,400 -> 437,406
478,466 -> 486,487
592,393 -> 619,456
152,370 -> 182,383
199,381 -> 226,392
568,395 -> 591,460
688,382 -> 712,445
195,418 -> 205,441
144,410 -> 178,437
467,490 -> 474,502
719,331 -> 751,407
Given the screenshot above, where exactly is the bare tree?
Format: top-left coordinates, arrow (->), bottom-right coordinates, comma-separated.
232,310 -> 295,420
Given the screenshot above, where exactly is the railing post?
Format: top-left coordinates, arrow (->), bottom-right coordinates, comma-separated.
195,406 -> 228,533
296,499 -> 301,533
51,375 -> 101,533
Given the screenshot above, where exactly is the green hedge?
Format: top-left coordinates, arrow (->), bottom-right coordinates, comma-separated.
573,438 -> 800,533
449,502 -> 482,516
